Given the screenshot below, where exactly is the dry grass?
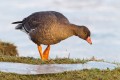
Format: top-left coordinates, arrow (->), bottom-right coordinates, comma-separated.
0,41 -> 18,56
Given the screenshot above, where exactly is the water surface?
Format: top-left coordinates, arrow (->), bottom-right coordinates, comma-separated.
0,61 -> 117,74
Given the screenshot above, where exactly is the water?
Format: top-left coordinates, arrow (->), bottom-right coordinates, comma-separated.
0,61 -> 117,74
0,0 -> 120,62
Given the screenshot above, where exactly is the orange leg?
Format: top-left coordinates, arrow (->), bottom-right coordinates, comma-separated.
43,45 -> 50,60
37,45 -> 44,60
37,45 -> 50,61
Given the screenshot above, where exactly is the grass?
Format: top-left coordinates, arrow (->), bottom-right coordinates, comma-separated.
0,41 -> 18,56
0,68 -> 120,80
0,41 -> 119,80
0,56 -> 120,80
0,55 -> 89,64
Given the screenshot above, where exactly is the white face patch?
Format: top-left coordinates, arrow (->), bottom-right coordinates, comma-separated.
30,29 -> 35,32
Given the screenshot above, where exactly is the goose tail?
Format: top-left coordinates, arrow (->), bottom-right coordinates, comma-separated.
12,21 -> 23,24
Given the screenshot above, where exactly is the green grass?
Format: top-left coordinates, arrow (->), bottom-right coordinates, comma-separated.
0,68 -> 120,80
0,50 -> 119,80
0,56 -> 120,80
0,41 -> 120,80
0,55 -> 89,64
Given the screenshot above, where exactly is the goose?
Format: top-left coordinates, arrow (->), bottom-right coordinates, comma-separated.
12,11 -> 92,61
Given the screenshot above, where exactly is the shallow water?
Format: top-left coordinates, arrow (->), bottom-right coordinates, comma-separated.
0,0 -> 120,62
0,61 -> 117,74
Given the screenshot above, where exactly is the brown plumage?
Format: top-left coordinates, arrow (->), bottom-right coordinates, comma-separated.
12,11 -> 92,61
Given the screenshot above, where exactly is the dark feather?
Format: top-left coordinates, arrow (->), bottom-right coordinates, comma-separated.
12,21 -> 22,24
15,24 -> 22,29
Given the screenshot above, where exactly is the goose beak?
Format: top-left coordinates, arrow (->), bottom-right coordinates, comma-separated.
86,36 -> 92,45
